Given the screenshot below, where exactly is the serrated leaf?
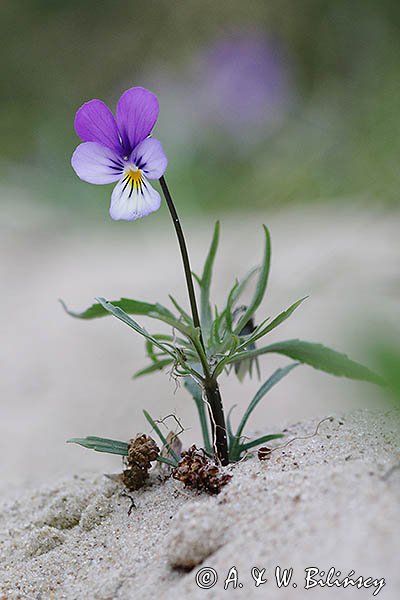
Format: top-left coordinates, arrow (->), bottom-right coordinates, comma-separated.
67,436 -> 128,456
226,339 -> 383,384
234,225 -> 271,333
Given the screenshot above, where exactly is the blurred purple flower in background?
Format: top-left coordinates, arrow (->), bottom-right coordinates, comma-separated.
201,29 -> 292,137
71,87 -> 167,221
145,29 -> 292,155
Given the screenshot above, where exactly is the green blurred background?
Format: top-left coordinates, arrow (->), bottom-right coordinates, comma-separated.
2,0 -> 400,215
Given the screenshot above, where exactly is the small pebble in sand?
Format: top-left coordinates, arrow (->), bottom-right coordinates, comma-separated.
258,446 -> 272,461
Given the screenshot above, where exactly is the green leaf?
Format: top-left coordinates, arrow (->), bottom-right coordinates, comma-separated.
133,359 -> 174,378
210,306 -> 222,347
168,295 -> 193,325
61,297 -> 170,320
228,363 -> 297,461
145,334 -> 174,362
143,410 -> 180,465
200,221 -> 220,332
235,363 -> 299,443
67,436 -> 128,456
230,266 -> 259,307
239,433 -> 284,452
60,297 -> 190,337
184,378 -> 212,455
226,405 -> 237,457
225,280 -> 239,334
95,297 -> 176,359
238,297 -> 308,349
225,339 -> 383,384
156,455 -> 178,467
192,272 -> 202,287
234,225 -> 271,334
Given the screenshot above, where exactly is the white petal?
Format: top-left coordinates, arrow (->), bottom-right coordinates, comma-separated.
109,173 -> 161,221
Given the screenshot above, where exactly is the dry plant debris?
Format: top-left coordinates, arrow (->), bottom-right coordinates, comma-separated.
172,445 -> 232,495
122,434 -> 160,491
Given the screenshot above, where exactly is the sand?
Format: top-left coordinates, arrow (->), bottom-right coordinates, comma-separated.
0,410 -> 399,599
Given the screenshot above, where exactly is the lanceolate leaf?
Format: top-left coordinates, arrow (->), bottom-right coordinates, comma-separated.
234,225 -> 271,334
225,339 -> 383,384
60,297 -> 190,336
168,295 -> 193,325
237,296 -> 308,349
199,221 -> 220,332
228,364 -> 297,461
240,433 -> 284,452
225,280 -> 239,334
61,297 -> 170,320
184,378 -> 212,455
133,358 -> 174,378
235,363 -> 299,442
143,410 -> 180,465
67,436 -> 129,456
95,297 -> 176,358
230,266 -> 259,307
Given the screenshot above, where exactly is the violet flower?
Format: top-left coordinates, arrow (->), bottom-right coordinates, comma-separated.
71,87 -> 167,221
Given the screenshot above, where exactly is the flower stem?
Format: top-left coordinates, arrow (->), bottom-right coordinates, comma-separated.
159,176 -> 201,330
159,175 -> 229,465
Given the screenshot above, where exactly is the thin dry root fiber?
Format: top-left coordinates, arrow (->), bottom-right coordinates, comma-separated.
122,434 -> 160,491
172,445 -> 232,495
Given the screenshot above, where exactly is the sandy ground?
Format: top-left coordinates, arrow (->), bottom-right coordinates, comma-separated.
1,195 -> 399,597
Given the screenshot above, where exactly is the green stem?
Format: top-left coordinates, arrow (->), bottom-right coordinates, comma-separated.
158,176 -> 229,465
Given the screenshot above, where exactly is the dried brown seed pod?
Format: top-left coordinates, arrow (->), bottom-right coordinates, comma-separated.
258,446 -> 272,461
172,445 -> 232,495
122,434 -> 160,491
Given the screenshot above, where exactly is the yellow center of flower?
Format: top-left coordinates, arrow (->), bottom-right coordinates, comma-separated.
126,168 -> 143,191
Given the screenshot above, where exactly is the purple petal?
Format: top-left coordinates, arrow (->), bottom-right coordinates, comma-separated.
74,100 -> 121,154
116,87 -> 159,152
130,138 -> 167,180
109,174 -> 161,221
71,142 -> 124,184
